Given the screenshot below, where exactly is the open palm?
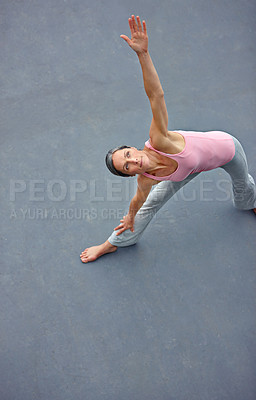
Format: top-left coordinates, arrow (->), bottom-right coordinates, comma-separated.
120,15 -> 148,54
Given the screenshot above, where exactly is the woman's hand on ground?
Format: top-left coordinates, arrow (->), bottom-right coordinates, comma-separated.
120,15 -> 148,54
114,214 -> 135,236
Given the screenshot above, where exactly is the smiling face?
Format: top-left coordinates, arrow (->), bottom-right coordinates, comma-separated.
112,147 -> 150,176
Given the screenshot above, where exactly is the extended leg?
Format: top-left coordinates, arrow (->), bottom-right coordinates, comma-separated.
221,137 -> 256,210
80,177 -> 200,263
108,173 -> 200,247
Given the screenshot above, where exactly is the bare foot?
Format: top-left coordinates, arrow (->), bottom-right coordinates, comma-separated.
80,240 -> 117,263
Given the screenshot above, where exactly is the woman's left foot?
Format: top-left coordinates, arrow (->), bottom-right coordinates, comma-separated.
80,240 -> 117,263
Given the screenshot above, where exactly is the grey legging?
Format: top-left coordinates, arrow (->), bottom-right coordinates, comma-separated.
108,136 -> 256,247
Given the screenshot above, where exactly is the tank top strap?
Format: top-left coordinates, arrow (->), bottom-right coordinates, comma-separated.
143,140 -> 177,181
145,140 -> 173,159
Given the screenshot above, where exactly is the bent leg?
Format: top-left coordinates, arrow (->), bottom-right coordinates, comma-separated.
108,173 -> 200,247
221,137 -> 256,210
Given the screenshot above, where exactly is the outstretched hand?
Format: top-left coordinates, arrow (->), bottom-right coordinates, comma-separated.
114,214 -> 135,236
120,15 -> 148,54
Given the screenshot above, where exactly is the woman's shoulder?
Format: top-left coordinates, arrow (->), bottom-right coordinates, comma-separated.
137,173 -> 158,188
149,131 -> 185,154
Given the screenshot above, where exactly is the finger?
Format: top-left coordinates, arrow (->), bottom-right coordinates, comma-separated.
143,20 -> 147,35
120,35 -> 132,46
128,17 -> 134,35
131,15 -> 138,32
136,16 -> 142,32
114,224 -> 123,231
116,228 -> 125,236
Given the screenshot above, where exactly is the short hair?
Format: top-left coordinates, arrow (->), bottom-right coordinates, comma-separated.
105,145 -> 132,177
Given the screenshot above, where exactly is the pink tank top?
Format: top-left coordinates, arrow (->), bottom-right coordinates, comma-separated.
142,130 -> 235,182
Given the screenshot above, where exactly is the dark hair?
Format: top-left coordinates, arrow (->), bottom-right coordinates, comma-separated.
105,145 -> 132,177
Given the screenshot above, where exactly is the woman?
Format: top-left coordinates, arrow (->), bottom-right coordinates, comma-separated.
80,15 -> 256,263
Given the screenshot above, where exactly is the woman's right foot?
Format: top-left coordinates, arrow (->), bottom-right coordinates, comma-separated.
80,240 -> 117,263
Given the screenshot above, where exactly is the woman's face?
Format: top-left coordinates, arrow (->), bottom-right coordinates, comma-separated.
112,147 -> 150,176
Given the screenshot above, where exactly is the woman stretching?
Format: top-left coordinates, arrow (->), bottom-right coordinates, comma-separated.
80,15 -> 256,263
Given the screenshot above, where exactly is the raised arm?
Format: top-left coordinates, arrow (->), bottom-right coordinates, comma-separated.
120,15 -> 168,140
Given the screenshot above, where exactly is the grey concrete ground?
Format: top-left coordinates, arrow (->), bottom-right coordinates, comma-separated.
1,0 -> 256,399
